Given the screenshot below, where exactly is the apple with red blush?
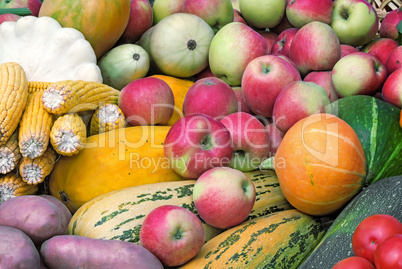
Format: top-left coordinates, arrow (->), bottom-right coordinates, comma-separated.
289,21 -> 341,76
241,54 -> 301,118
341,44 -> 359,58
118,0 -> 153,44
271,28 -> 298,58
382,67 -> 402,109
286,0 -> 333,28
119,77 -> 174,126
139,205 -> 205,267
163,114 -> 233,179
304,71 -> 339,102
220,112 -> 270,171
193,167 -> 256,229
273,81 -> 330,132
380,8 -> 402,40
361,37 -> 399,66
182,77 -> 238,120
385,46 -> 402,75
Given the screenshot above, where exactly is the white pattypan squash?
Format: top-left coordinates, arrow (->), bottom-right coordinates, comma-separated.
0,16 -> 102,83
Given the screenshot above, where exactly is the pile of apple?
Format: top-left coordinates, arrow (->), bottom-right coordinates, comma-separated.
333,214 -> 402,269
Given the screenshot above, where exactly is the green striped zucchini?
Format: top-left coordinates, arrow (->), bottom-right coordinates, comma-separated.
66,170 -> 291,244
179,209 -> 325,269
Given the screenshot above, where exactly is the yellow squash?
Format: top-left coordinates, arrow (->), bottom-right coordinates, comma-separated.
48,126 -> 184,213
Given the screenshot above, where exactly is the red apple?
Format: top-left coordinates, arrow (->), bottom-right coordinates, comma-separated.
271,28 -> 298,58
332,52 -> 387,97
193,167 -> 256,229
0,0 -> 42,16
265,122 -> 284,157
273,81 -> 330,132
341,44 -> 359,58
304,71 -> 339,102
257,30 -> 278,54
233,9 -> 246,24
220,112 -> 269,171
119,77 -> 174,126
289,21 -> 341,76
0,13 -> 20,24
361,37 -> 399,66
241,54 -> 301,118
385,46 -> 402,75
382,67 -> 402,109
286,0 -> 333,28
182,77 -> 238,120
182,0 -> 234,33
232,86 -> 252,114
163,114 -> 233,179
139,205 -> 205,267
380,8 -> 402,40
118,0 -> 153,44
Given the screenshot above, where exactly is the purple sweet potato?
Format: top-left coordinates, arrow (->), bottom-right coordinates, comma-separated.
40,195 -> 72,234
0,225 -> 40,269
40,235 -> 163,269
0,195 -> 66,245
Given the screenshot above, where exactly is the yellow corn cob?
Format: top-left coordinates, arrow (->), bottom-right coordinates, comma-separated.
0,62 -> 29,146
89,104 -> 126,136
19,91 -> 54,159
19,146 -> 57,185
0,172 -> 38,205
41,80 -> 120,115
0,130 -> 21,174
50,113 -> 87,156
27,81 -> 52,94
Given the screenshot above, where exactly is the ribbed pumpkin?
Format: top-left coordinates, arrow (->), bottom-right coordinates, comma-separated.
48,126 -> 184,213
150,75 -> 194,126
38,0 -> 130,59
260,113 -> 366,216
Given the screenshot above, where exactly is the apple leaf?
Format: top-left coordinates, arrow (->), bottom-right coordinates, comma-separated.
0,8 -> 32,16
397,21 -> 402,46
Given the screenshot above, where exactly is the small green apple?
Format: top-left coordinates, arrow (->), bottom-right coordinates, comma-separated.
239,0 -> 286,28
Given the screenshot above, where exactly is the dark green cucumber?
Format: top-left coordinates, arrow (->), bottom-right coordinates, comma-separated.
325,95 -> 402,185
299,175 -> 402,268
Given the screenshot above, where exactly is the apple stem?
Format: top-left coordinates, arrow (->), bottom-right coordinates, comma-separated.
259,156 -> 275,171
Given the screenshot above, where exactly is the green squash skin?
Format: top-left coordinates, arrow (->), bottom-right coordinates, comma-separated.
325,95 -> 402,185
299,175 -> 402,268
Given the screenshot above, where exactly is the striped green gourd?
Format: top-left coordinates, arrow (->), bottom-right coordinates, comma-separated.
179,209 -> 325,269
67,170 -> 292,244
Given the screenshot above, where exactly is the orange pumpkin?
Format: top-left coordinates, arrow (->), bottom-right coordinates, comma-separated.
39,0 -> 131,59
263,113 -> 367,216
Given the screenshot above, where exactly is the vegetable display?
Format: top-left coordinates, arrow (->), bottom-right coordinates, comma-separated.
0,1 -> 401,268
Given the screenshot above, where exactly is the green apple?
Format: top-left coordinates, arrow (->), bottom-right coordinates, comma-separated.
182,0 -> 234,33
152,0 -> 186,25
208,22 -> 268,86
239,0 -> 286,28
331,0 -> 379,47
